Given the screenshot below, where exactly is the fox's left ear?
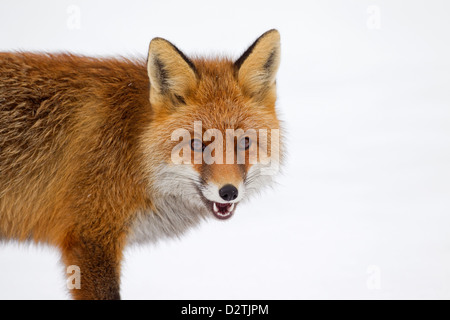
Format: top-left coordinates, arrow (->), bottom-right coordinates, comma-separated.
235,29 -> 281,101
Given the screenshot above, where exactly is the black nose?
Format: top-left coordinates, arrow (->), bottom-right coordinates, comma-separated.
219,184 -> 238,201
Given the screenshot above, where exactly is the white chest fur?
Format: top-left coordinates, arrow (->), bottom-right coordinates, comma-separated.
127,194 -> 208,244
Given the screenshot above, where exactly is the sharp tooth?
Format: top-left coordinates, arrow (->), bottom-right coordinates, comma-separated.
213,202 -> 218,213
228,203 -> 235,212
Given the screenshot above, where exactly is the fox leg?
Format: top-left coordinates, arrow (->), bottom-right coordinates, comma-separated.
60,234 -> 125,300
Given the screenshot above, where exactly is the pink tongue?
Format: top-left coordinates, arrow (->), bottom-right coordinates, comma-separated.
216,203 -> 230,213
213,202 -> 233,220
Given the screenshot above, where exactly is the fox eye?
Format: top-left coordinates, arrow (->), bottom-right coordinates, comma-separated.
190,139 -> 205,152
237,137 -> 251,150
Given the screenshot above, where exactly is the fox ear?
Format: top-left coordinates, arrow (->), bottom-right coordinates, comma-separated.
235,29 -> 280,101
147,37 -> 197,106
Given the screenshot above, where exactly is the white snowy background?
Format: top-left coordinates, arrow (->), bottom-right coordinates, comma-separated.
0,0 -> 449,299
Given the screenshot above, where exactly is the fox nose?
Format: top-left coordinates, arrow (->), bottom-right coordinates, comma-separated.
219,184 -> 238,202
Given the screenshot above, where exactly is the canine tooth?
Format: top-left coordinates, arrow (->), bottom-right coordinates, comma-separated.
228,203 -> 235,212
213,202 -> 218,213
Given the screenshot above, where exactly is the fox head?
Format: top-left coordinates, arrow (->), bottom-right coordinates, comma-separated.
142,30 -> 282,220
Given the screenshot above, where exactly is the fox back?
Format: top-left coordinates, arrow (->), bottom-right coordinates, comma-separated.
0,30 -> 282,299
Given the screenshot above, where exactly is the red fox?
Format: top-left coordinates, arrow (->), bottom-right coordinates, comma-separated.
0,29 -> 282,299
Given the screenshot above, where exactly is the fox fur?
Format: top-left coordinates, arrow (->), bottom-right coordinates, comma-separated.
0,29 -> 282,299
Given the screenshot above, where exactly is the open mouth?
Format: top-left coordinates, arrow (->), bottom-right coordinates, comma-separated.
212,202 -> 236,220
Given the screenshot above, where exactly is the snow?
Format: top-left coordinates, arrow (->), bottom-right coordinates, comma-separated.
1,0 -> 449,299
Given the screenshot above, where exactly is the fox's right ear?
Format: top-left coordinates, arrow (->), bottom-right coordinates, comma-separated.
147,38 -> 197,107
